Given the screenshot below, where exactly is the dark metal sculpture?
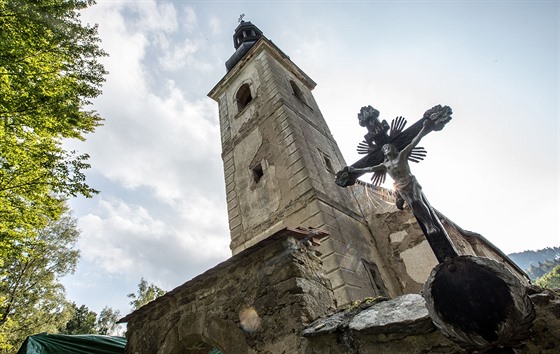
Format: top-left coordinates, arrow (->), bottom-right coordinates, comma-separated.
336,105 -> 535,351
337,104 -> 458,263
335,105 -> 447,188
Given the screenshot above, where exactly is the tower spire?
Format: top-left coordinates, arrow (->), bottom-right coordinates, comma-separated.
225,19 -> 264,71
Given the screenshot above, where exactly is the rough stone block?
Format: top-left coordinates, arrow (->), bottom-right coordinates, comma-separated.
390,230 -> 408,243
350,294 -> 431,333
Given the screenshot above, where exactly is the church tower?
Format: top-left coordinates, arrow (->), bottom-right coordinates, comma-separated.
208,21 -> 397,305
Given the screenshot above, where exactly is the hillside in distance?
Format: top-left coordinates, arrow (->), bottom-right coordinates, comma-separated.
508,246 -> 560,280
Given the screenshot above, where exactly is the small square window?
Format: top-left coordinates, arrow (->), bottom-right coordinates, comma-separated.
290,80 -> 305,103
318,150 -> 336,174
323,156 -> 335,174
252,163 -> 264,183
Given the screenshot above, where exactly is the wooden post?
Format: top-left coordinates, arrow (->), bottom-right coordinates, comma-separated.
423,256 -> 535,352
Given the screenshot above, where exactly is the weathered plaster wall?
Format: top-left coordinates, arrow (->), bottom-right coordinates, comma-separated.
212,42 -> 396,307
400,240 -> 439,284
363,208 -> 434,294
122,230 -> 336,354
218,47 -> 318,253
354,188 -> 529,294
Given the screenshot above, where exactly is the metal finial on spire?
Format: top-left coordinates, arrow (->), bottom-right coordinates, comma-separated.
238,13 -> 245,23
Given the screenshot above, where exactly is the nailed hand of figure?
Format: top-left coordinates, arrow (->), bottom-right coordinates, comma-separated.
423,105 -> 452,131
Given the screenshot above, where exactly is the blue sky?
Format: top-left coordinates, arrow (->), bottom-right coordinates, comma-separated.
62,0 -> 559,319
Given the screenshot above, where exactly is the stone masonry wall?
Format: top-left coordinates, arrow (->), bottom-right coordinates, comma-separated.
122,229 -> 336,354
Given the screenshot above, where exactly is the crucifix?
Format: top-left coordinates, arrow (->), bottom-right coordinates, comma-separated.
336,104 -> 458,262
238,13 -> 245,23
336,104 -> 534,351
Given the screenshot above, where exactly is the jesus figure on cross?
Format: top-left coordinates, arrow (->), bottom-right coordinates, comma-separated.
348,119 -> 440,235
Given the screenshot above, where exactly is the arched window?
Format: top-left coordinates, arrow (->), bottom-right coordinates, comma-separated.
290,80 -> 305,103
236,83 -> 253,112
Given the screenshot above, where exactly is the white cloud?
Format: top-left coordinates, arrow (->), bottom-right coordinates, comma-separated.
183,6 -> 198,32
81,1 -> 223,205
208,16 -> 221,35
91,82 -> 220,205
129,1 -> 178,34
77,197 -> 229,283
72,1 -> 231,295
158,38 -> 214,72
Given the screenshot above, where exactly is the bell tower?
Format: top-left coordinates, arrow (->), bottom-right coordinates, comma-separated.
208,21 -> 396,305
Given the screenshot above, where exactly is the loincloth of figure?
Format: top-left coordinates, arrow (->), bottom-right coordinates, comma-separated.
393,175 -> 422,207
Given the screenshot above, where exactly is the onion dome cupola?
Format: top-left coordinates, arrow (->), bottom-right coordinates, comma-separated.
225,20 -> 264,71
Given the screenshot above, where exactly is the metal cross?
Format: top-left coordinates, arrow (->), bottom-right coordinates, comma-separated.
238,14 -> 245,23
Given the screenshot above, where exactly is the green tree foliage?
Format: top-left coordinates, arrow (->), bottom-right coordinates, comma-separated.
0,0 -> 107,261
127,278 -> 166,310
96,306 -> 121,335
0,207 -> 79,352
62,303 -> 97,335
535,265 -> 560,289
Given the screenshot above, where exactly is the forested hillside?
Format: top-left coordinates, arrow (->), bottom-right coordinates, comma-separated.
508,247 -> 560,280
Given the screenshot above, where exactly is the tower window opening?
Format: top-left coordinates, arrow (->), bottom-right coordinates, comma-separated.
236,84 -> 253,112
252,163 -> 264,183
321,153 -> 335,174
290,80 -> 305,103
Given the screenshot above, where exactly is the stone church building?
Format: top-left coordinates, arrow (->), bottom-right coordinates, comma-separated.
119,22 -> 559,353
